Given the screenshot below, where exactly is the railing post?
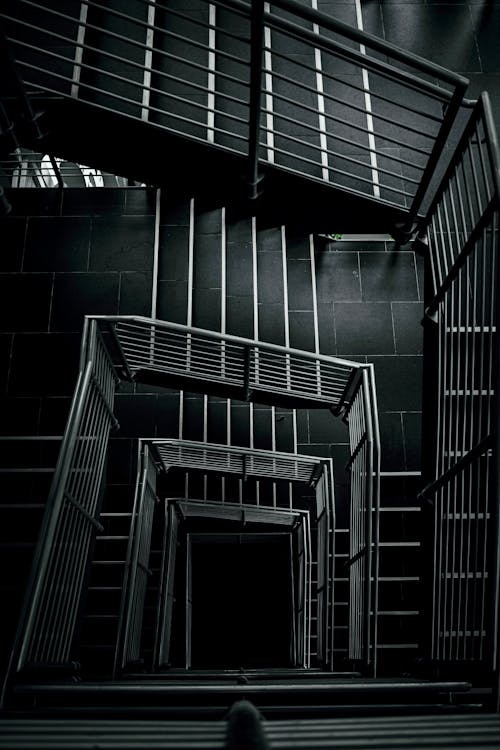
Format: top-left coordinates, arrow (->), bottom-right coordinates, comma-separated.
396,84 -> 468,241
247,0 -> 265,200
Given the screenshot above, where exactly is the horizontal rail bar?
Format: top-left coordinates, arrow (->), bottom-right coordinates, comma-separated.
419,434 -> 493,503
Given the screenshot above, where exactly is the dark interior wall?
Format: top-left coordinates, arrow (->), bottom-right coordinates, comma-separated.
0,186 -> 162,681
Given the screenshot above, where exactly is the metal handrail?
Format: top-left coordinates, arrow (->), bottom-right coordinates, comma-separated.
1,0 -> 469,214
93,315 -> 364,413
343,364 -> 380,673
115,438 -> 323,673
153,438 -> 327,485
419,92 -> 500,670
2,319 -> 119,696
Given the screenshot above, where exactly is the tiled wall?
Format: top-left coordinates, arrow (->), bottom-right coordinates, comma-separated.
314,237 -> 424,472
0,188 -> 156,436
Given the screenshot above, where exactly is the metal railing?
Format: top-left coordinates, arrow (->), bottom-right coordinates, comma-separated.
5,314 -> 379,687
99,315 -> 361,412
0,149 -> 131,188
343,366 -> 381,674
154,439 -> 327,486
114,439 -> 331,673
0,0 -> 468,217
4,318 -> 119,681
114,443 -> 159,674
419,93 -> 500,670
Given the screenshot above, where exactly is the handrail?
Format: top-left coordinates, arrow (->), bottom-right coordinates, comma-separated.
153,438 -> 327,486
1,0 -> 469,215
2,318 -> 120,696
419,92 -> 500,669
116,438 -> 321,673
343,364 -> 380,673
93,315 -> 363,370
418,435 -> 494,504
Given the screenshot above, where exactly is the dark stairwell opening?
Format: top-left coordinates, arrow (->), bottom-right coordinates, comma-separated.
190,534 -> 292,670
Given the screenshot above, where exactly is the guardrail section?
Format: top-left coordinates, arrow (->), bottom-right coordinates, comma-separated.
420,93 -> 500,668
114,440 -> 331,673
101,316 -> 360,412
1,0 -> 468,216
343,367 -> 380,674
8,318 -> 119,677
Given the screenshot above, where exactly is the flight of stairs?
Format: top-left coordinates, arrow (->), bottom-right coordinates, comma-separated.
70,194 -> 421,679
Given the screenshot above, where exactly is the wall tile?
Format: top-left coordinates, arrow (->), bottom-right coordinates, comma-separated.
50,272 -> 119,332
0,217 -> 26,272
90,216 -> 154,271
24,217 -> 91,272
0,273 -> 53,332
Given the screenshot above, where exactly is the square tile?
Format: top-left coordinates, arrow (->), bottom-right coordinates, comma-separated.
335,302 -> 395,355
257,227 -> 282,253
392,302 -> 424,354
106,438 -> 133,484
9,333 -> 80,396
360,252 -> 418,301
403,412 -> 422,471
378,411 -> 406,472
309,408 -> 349,445
192,288 -> 221,331
226,244 -> 254,297
39,397 -> 71,434
124,188 -> 157,215
230,402 -> 251,448
156,393 -> 181,439
183,393 -> 205,441
225,218 -> 253,244
114,394 -> 158,438
275,408 -> 295,453
160,198 -> 191,227
226,295 -> 254,339
285,234 -> 311,260
158,226 -> 190,281
0,396 -> 40,435
119,272 -> 152,316
194,236 -> 222,289
253,406 -> 273,450
289,311 -> 316,352
24,217 -> 91,272
382,5 -> 481,72
368,355 -> 423,411
157,281 -> 188,324
90,216 -> 154,271
194,209 -> 223,235
207,397 -> 229,445
317,302 -> 336,356
0,217 -> 26,272
257,252 -> 285,304
286,259 -> 314,310
50,273 -> 119,332
62,189 -> 126,217
0,273 -> 53,333
315,252 -> 361,302
7,188 -> 62,217
258,303 -> 286,345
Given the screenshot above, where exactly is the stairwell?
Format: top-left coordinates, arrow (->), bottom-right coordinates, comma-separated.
1,0 -> 500,745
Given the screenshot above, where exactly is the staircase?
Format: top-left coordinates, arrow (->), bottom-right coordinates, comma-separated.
0,0 -> 468,232
1,0 -> 500,744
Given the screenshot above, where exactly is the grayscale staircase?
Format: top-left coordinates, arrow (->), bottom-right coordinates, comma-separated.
0,0 -> 468,233
1,0 -> 500,744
